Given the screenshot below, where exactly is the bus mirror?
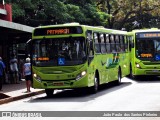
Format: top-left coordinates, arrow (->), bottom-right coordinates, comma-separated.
26,39 -> 32,44
26,39 -> 32,47
26,39 -> 32,57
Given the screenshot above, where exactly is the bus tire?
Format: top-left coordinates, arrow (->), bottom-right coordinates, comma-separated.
117,68 -> 121,85
130,65 -> 136,79
45,89 -> 54,97
90,75 -> 99,94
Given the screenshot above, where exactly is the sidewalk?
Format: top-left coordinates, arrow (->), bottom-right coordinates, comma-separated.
0,80 -> 45,105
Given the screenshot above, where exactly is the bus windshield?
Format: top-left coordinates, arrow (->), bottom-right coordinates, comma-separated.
32,37 -> 87,66
136,39 -> 160,61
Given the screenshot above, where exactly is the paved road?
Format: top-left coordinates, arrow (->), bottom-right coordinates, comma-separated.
1,76 -> 160,120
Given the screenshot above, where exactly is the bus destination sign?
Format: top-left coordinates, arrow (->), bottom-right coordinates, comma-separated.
34,26 -> 83,36
47,29 -> 69,35
137,32 -> 160,38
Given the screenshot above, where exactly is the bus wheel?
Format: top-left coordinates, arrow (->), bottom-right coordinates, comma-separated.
90,75 -> 99,94
45,89 -> 54,97
117,69 -> 121,85
130,66 -> 136,79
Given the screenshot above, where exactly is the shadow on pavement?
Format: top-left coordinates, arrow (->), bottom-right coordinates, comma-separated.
29,81 -> 132,103
0,93 -> 10,99
1,81 -> 26,93
126,76 -> 160,83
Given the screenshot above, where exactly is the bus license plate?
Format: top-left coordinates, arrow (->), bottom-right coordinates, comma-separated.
152,70 -> 159,72
53,82 -> 64,86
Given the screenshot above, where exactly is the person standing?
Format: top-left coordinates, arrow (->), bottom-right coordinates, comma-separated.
23,57 -> 31,93
10,54 -> 19,84
0,57 -> 6,91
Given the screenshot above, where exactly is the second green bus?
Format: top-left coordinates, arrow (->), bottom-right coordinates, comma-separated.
128,28 -> 160,78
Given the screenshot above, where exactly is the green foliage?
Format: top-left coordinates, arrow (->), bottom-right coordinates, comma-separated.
4,0 -> 109,27
5,0 -> 160,30
96,0 -> 160,30
66,4 -> 85,22
12,3 -> 25,20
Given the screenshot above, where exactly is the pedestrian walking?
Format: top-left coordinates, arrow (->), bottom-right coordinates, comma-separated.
0,57 -> 6,90
23,57 -> 31,93
10,54 -> 19,84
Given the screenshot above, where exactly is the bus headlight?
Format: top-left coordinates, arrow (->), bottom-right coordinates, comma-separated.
136,63 -> 141,68
33,73 -> 42,82
33,73 -> 37,78
76,70 -> 87,81
81,71 -> 87,76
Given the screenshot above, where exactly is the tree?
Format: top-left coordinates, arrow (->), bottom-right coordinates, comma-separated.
5,0 -> 160,30
5,0 -> 109,27
96,0 -> 160,30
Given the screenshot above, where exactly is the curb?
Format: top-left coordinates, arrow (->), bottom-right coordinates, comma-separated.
0,90 -> 45,105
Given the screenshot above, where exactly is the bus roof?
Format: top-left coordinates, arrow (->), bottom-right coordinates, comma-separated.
129,28 -> 160,33
34,22 -> 127,34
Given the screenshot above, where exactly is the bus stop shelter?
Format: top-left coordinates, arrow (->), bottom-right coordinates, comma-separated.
0,19 -> 34,73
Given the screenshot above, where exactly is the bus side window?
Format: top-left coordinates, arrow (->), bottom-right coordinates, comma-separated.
94,33 -> 101,53
128,36 -> 134,51
125,36 -> 131,51
106,34 -> 110,53
86,30 -> 93,56
115,35 -> 120,52
100,34 -> 106,54
110,35 -> 116,53
120,35 -> 125,52
124,36 -> 128,52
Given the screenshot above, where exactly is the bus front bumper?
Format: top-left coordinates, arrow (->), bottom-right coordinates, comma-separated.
32,76 -> 89,89
135,68 -> 160,76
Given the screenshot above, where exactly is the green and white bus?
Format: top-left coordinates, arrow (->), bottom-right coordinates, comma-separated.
29,23 -> 130,97
128,28 -> 160,78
